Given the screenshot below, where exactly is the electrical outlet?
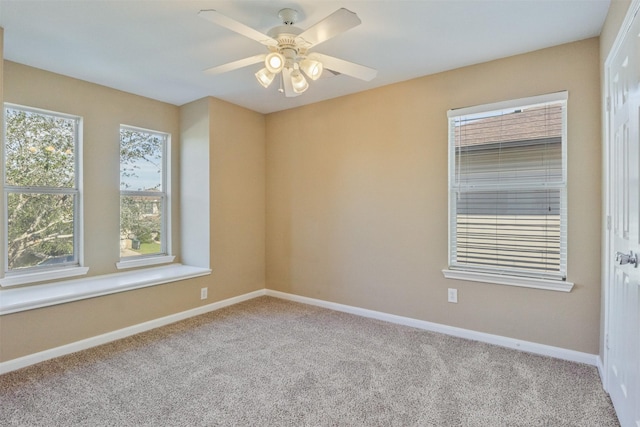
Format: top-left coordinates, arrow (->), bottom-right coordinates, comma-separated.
200,287 -> 208,300
448,288 -> 458,303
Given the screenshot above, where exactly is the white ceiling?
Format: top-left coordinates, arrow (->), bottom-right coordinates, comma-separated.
0,0 -> 610,114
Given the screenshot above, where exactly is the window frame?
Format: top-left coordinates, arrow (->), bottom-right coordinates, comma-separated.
442,92 -> 573,292
1,103 -> 87,287
116,124 -> 174,270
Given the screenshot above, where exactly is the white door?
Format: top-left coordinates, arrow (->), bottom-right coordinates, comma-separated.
606,4 -> 640,427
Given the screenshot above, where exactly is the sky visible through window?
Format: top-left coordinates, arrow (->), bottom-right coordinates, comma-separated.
120,156 -> 162,191
120,128 -> 164,192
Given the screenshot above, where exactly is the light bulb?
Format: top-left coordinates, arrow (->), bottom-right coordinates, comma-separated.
265,52 -> 285,73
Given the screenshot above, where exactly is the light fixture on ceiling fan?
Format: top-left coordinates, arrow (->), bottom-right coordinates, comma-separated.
198,7 -> 377,97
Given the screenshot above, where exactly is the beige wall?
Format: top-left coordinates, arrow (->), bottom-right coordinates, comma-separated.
209,97 -> 266,296
266,38 -> 602,353
0,64 -> 266,362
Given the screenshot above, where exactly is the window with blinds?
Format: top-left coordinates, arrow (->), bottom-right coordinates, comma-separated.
447,92 -> 567,281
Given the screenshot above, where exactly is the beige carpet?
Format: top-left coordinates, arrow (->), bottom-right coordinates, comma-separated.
0,296 -> 619,426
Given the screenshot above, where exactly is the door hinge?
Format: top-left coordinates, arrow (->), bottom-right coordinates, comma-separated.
607,215 -> 612,231
606,96 -> 611,112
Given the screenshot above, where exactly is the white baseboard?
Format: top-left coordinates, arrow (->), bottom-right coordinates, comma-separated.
1,287 -> 599,375
0,289 -> 266,374
596,355 -> 607,391
265,289 -> 599,366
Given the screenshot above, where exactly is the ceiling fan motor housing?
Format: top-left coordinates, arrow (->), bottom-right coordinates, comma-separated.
268,8 -> 314,68
267,25 -> 308,70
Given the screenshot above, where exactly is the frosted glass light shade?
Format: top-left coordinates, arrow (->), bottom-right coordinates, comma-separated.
255,68 -> 275,88
291,71 -> 309,93
300,58 -> 323,80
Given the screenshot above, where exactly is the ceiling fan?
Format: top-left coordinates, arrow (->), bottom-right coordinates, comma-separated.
198,7 -> 377,97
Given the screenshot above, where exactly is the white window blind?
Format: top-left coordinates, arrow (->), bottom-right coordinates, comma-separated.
448,92 -> 567,281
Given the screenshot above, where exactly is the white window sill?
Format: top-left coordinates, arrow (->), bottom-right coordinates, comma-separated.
0,266 -> 90,288
116,255 -> 175,270
0,264 -> 211,315
442,269 -> 574,292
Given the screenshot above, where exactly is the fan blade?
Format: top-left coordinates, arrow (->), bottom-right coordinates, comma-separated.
203,54 -> 266,75
282,68 -> 301,98
199,9 -> 278,47
319,69 -> 340,79
309,53 -> 377,81
296,8 -> 361,48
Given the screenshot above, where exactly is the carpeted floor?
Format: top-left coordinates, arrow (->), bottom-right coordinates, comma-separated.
0,296 -> 619,426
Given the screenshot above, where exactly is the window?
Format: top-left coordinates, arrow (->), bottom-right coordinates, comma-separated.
119,126 -> 171,267
2,104 -> 84,281
446,92 -> 568,287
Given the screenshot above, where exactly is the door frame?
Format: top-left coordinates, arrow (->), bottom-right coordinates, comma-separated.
602,0 -> 640,393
